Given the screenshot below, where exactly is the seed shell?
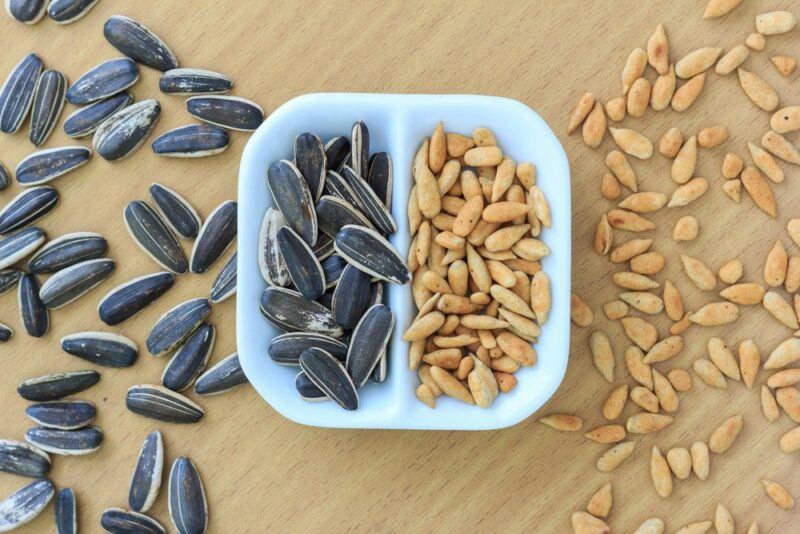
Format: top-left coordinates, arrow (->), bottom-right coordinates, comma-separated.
187,95 -> 263,131
124,200 -> 187,273
0,323 -> 11,342
268,332 -> 347,366
341,165 -> 397,234
62,91 -> 132,138
28,69 -> 67,146
103,15 -> 178,71
257,207 -> 290,286
126,384 -> 204,424
0,479 -> 54,531
331,263 -> 371,329
159,68 -> 231,94
190,200 -> 237,273
324,136 -> 350,172
148,183 -> 201,240
25,426 -> 102,455
46,0 -> 97,23
316,194 -> 373,237
0,227 -> 44,270
334,225 -> 410,284
0,439 -> 50,478
299,347 -> 358,410
350,121 -> 369,178
100,508 -> 165,534
98,271 -> 176,325
54,487 -> 76,534
277,226 -> 324,300
260,286 -> 343,337
5,0 -> 46,23
0,162 -> 8,190
267,160 -> 317,245
60,331 -> 138,367
18,272 -> 48,337
368,152 -> 392,209
168,457 -> 208,534
93,99 -> 161,161
162,323 -> 214,392
346,304 -> 394,387
0,185 -> 58,234
66,57 -> 138,105
27,231 -> 106,274
294,132 -> 326,201
151,123 -> 228,158
25,400 -> 95,430
38,258 -> 115,309
209,251 -> 236,303
296,372 -> 327,401
194,352 -> 247,396
17,370 -> 99,401
146,298 -> 211,356
324,169 -> 362,208
128,430 -> 163,513
0,53 -> 42,133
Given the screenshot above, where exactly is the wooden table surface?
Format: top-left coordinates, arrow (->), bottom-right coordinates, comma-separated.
0,0 -> 798,532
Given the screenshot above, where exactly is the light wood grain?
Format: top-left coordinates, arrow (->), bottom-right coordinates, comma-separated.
0,0 -> 798,532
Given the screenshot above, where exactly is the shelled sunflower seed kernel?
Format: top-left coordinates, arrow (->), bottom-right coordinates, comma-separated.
404,122 -> 551,409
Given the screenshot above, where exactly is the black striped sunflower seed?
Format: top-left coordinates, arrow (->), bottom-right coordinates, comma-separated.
331,264 -> 372,329
315,195 -> 374,238
103,15 -> 178,71
322,170 -> 361,209
210,251 -> 236,303
65,57 -> 139,105
0,186 -> 58,234
0,268 -> 21,294
194,353 -> 247,396
151,123 -> 228,158
146,298 -> 211,356
295,371 -> 327,401
15,146 -> 91,186
321,254 -> 346,289
346,304 -> 394,387
0,322 -> 11,342
294,132 -> 326,201
277,226 -> 325,300
128,430 -> 163,513
17,370 -> 99,401
101,508 -> 165,534
5,0 -> 45,23
0,479 -> 53,531
371,349 -> 387,383
27,231 -> 106,274
299,347 -> 358,410
0,161 -> 9,190
46,0 -> 98,24
260,286 -> 343,337
324,136 -> 350,172
149,183 -> 201,240
369,280 -> 383,306
350,121 -> 369,179
159,68 -> 232,95
267,159 -> 318,245
341,165 -> 396,234
334,225 -> 410,284
124,200 -> 187,274
268,332 -> 347,366
0,227 -> 45,270
368,151 -> 392,209
186,95 -> 263,131
18,272 -> 48,337
29,69 -> 67,146
257,208 -> 289,287
168,457 -> 207,534
38,257 -> 115,309
0,439 -> 50,478
25,400 -> 95,430
93,99 -> 161,162
161,323 -> 214,392
98,271 -> 175,326
313,232 -> 334,260
125,384 -> 204,424
0,53 -> 42,133
25,426 -> 103,455
54,487 -> 76,534
317,287 -> 335,309
189,199 -> 236,274
63,91 -> 132,138
61,331 -> 138,368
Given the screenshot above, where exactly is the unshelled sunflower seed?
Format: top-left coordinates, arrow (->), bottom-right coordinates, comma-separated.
146,297 -> 210,356
54,487 -> 76,534
25,426 -> 102,455
28,69 -> 67,146
98,271 -> 175,326
101,508 -> 165,533
159,68 -> 231,95
194,352 -> 247,396
0,52 -> 41,133
334,224 -> 409,284
125,200 -> 187,273
66,57 -> 138,105
162,323 -> 214,392
293,132 -> 326,202
294,371 -> 326,401
190,199 -> 236,273
346,304 -> 393,388
0,478 -> 53,531
93,99 -> 161,161
261,286 -> 342,336
5,0 -> 46,23
63,91 -> 132,138
27,231 -> 106,274
277,226 -> 324,300
299,347 -> 358,410
38,258 -> 115,309
18,272 -> 48,337
187,95 -> 262,131
148,183 -> 201,240
168,457 -> 207,534
341,165 -> 396,234
257,208 -> 289,286
0,322 -> 11,342
267,159 -> 317,245
330,263 -> 371,329
152,123 -> 228,157
0,185 -> 58,234
0,439 -> 49,478
17,370 -> 99,401
46,0 -> 97,23
25,400 -> 95,430
61,331 -> 137,368
126,384 -> 204,423
103,15 -> 178,71
324,136 -> 350,173
210,251 -> 236,303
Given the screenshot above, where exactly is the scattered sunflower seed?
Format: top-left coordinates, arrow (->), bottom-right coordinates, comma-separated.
367,151 -> 392,209
268,332 -> 348,366
38,257 -> 115,309
146,297 -> 211,356
100,508 -> 165,534
189,199 -> 236,273
0,185 -> 58,234
15,146 -> 91,186
25,426 -> 103,455
0,439 -> 50,478
168,457 -> 207,534
324,136 -> 350,172
210,251 -> 236,303
186,94 -> 263,131
162,323 -> 214,392
341,165 -> 396,234
17,370 -> 100,401
65,57 -> 139,105
124,199 -> 188,274
159,68 -> 232,95
346,304 -> 394,387
267,159 -> 317,245
128,430 -> 163,513
331,263 -> 371,329
294,371 -> 327,401
260,286 -> 343,337
0,323 -> 11,342
25,400 -> 95,430
125,384 -> 204,424
295,132 -> 326,201
0,478 -> 54,531
350,121 -> 369,179
194,353 -> 247,396
27,231 -> 106,274
151,123 -> 229,157
257,207 -> 290,287
93,99 -> 161,161
98,271 -> 175,326
62,91 -> 132,138
28,69 -> 67,146
103,15 -> 179,71
299,347 -> 358,410
149,183 -> 201,240
54,487 -> 76,534
277,226 -> 325,300
0,226 -> 45,270
0,161 -> 9,190
4,0 -> 45,23
18,272 -> 48,337
46,0 -> 97,24
0,53 -> 42,133
0,268 -> 22,294
61,331 -> 138,367
334,225 -> 410,284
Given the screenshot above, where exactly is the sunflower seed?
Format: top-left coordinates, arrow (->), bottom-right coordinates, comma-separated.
162,323 -> 214,392
367,151 -> 392,209
104,15 -> 178,71
0,53 -> 41,133
317,287 -> 335,309
0,227 -> 44,270
0,439 -> 49,478
268,332 -> 348,366
316,195 -> 373,237
324,136 -> 350,172
267,160 -> 317,245
15,146 -> 91,187
5,0 -> 45,23
66,57 -> 138,105
126,384 -> 204,423
54,488 -> 76,534
98,271 -> 175,326
128,430 -> 162,513
63,91 -> 132,138
25,426 -> 102,455
260,286 -> 343,337
189,200 -> 236,273
341,165 -> 396,234
25,400 -> 95,430
323,170 -> 361,208
93,99 -> 161,161
146,298 -> 211,356
258,208 -> 289,286
0,323 -> 11,342
46,0 -> 96,23
350,121 -> 369,179
277,226 -> 325,300
27,231 -> 105,274
168,457 -> 207,534
210,251 -> 236,303
295,371 -> 327,401
124,200 -> 187,273
149,183 -> 201,240
346,304 -> 394,387
194,352 -> 247,396
38,257 -> 115,309
186,95 -> 262,131
370,349 -> 387,383
300,347 -> 358,410
0,186 -> 57,234
151,123 -> 228,157
17,370 -> 99,401
159,68 -> 231,95
61,331 -> 138,367
321,254 -> 346,288
0,479 -> 53,531
313,232 -> 334,260
0,161 -> 9,190
331,264 -> 371,329
334,225 -> 410,284
100,508 -> 165,534
368,281 -> 383,306
18,272 -> 47,337
0,268 -> 19,294
28,69 -> 67,146
295,132 -> 326,201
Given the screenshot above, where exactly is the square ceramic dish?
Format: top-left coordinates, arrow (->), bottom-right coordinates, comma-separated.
237,93 -> 571,430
